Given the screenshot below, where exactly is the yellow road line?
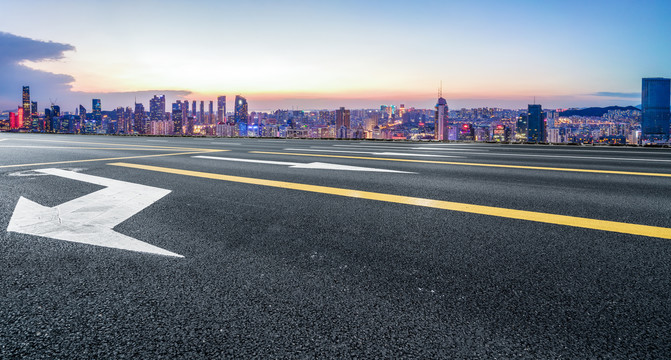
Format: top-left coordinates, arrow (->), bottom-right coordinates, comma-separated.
25,138 -> 215,152
108,162 -> 671,240
0,150 -> 226,169
251,151 -> 671,178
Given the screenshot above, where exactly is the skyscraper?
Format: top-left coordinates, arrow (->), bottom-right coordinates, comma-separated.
516,113 -> 528,141
22,86 -> 30,130
641,77 -> 671,143
234,95 -> 248,136
134,102 -> 145,134
434,97 -> 448,141
199,101 -> 205,124
172,101 -> 183,135
217,96 -> 226,123
335,107 -> 350,128
527,104 -> 546,143
192,100 -> 196,118
209,101 -> 214,124
92,99 -> 102,130
150,95 -> 166,125
79,105 -> 87,132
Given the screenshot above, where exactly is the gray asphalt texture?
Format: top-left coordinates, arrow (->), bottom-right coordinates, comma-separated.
1,133 -> 671,358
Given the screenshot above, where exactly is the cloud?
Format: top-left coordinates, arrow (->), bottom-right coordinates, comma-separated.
591,91 -> 640,99
0,32 -> 76,110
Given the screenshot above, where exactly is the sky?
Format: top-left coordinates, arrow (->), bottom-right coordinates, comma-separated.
0,0 -> 669,112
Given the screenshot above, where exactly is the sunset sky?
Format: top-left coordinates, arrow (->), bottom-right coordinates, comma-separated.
1,0 -> 669,111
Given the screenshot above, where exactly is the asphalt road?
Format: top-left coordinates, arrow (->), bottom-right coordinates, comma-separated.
1,133 -> 671,358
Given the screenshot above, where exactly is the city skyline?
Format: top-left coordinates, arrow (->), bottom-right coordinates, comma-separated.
1,0 -> 670,111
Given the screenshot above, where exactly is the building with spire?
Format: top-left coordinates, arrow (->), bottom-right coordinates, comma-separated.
435,85 -> 449,141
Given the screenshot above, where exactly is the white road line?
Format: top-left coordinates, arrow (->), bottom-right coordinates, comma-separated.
210,142 -> 242,145
411,149 -> 671,162
146,139 -> 168,142
284,148 -> 462,158
193,155 -> 415,173
0,139 -> 7,142
330,144 -> 489,152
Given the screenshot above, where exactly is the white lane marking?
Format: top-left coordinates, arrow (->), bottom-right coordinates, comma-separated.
7,168 -> 182,258
192,155 -> 415,173
146,139 -> 168,142
210,142 -> 242,145
9,168 -> 86,177
284,148 -> 462,158
330,144 -> 489,152
0,139 -> 7,142
409,149 -> 671,162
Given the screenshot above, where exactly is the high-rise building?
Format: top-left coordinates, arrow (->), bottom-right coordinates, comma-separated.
199,101 -> 205,124
209,101 -> 214,124
641,77 -> 671,143
192,100 -> 197,118
92,99 -> 102,130
527,104 -> 546,142
79,105 -> 87,132
134,102 -> 145,134
434,97 -> 449,141
234,95 -> 248,136
335,107 -> 350,129
22,86 -> 30,130
149,95 -> 166,126
217,96 -> 226,123
172,101 -> 183,135
516,113 -> 528,141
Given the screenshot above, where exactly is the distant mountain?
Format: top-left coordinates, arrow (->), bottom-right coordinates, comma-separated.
558,106 -> 640,117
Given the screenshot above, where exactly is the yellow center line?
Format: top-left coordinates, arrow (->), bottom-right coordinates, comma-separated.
250,151 -> 671,178
108,162 -> 671,240
0,150 -> 227,169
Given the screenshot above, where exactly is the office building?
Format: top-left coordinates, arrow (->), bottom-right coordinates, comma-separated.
234,95 -> 248,136
92,99 -> 102,130
149,95 -> 166,125
134,102 -> 145,134
641,77 -> 671,143
22,86 -> 30,130
527,104 -> 546,142
209,101 -> 214,124
217,96 -> 226,123
172,101 -> 183,135
199,101 -> 205,124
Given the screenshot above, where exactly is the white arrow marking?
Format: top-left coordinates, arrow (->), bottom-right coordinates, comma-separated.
192,155 -> 415,173
7,168 -> 182,258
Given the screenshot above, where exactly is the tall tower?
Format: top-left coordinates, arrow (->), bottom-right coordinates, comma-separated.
234,95 -> 248,136
149,95 -> 166,126
192,100 -> 196,118
92,99 -> 102,130
22,86 -> 30,130
172,101 -> 183,135
527,104 -> 546,143
199,101 -> 205,124
642,77 -> 671,143
208,101 -> 214,124
134,102 -> 145,134
434,83 -> 449,141
217,96 -> 226,123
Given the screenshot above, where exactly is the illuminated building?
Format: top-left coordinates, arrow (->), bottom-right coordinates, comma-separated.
134,102 -> 145,134
199,101 -> 204,124
92,99 -> 102,130
234,95 -> 248,136
527,104 -> 546,142
192,100 -> 196,118
516,113 -> 528,141
217,96 -> 226,123
172,101 -> 183,135
79,105 -> 87,132
641,77 -> 670,143
149,95 -> 166,128
434,96 -> 448,141
22,86 -> 30,130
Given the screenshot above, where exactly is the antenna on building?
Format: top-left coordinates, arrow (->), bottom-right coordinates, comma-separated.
533,96 -> 536,105
439,80 -> 443,98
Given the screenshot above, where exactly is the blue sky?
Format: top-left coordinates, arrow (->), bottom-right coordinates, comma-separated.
0,0 -> 669,111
